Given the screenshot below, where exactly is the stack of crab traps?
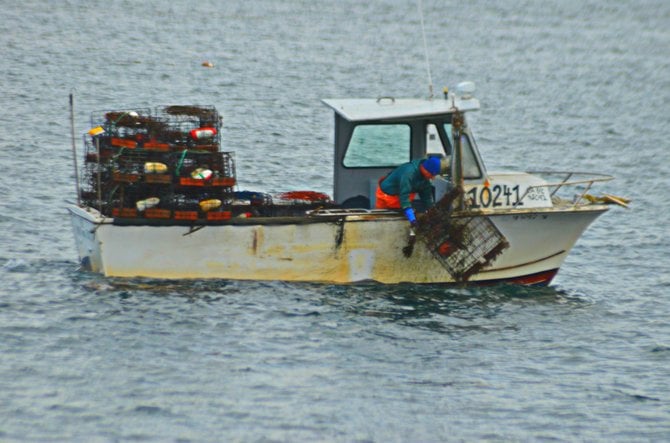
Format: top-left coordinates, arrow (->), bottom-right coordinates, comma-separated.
80,105 -> 238,222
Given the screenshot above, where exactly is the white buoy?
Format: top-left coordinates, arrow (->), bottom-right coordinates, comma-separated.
136,197 -> 160,211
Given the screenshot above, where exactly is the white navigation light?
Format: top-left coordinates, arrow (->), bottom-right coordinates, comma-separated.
455,81 -> 476,99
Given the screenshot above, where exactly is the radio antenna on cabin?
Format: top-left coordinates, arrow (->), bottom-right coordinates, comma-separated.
417,0 -> 434,98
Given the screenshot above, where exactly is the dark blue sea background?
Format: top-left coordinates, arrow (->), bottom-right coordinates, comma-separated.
1,0 -> 669,441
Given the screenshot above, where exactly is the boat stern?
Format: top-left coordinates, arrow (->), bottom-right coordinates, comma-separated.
67,204 -> 105,273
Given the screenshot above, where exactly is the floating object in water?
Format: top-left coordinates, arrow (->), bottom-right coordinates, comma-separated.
136,197 -> 160,211
201,61 -> 214,68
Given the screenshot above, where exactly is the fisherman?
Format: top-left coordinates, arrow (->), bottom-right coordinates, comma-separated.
375,156 -> 443,226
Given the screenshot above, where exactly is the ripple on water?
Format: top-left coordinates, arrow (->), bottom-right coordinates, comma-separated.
1,0 -> 669,441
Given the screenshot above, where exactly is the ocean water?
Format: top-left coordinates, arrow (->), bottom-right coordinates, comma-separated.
1,0 -> 669,441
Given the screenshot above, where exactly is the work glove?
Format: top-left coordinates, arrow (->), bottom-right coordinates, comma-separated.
403,207 -> 417,225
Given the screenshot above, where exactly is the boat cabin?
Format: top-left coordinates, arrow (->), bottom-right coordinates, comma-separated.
322,91 -> 484,209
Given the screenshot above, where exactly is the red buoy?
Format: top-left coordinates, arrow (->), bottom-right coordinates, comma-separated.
189,127 -> 217,140
437,240 -> 453,257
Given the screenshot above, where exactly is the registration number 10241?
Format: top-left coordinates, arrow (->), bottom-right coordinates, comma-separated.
465,184 -> 524,209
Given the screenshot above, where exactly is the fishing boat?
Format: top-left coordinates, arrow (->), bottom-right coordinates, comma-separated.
68,83 -> 623,285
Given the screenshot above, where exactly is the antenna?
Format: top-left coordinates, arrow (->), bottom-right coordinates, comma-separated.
69,93 -> 81,205
417,0 -> 434,98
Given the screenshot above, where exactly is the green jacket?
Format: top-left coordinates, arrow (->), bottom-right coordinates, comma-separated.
380,159 -> 434,210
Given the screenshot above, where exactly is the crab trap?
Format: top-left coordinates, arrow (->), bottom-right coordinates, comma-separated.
415,188 -> 509,282
80,105 -> 236,220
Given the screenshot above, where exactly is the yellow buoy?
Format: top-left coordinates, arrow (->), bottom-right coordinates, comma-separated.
199,199 -> 222,212
88,126 -> 105,136
144,162 -> 168,174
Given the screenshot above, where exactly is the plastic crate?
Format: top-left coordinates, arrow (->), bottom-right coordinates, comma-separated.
111,138 -> 138,149
145,174 -> 172,184
144,208 -> 171,219
143,141 -> 171,151
174,210 -> 198,221
206,211 -> 232,221
112,208 -> 138,218
113,172 -> 141,183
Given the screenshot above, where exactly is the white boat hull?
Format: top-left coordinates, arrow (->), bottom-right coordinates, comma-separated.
68,204 -> 607,285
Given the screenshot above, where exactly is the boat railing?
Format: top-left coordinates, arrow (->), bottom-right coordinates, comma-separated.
520,171 -> 614,207
307,208 -> 399,217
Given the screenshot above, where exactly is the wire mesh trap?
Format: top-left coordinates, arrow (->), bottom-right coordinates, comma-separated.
80,105 -> 237,220
415,188 -> 509,282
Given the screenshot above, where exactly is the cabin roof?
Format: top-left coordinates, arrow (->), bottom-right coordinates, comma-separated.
321,97 -> 480,122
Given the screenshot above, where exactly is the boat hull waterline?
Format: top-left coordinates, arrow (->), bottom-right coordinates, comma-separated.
68,204 -> 607,285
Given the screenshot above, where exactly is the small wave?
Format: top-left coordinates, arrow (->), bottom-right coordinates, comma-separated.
280,310 -> 321,317
131,405 -> 177,417
407,379 -> 456,388
614,389 -> 661,402
1,258 -> 29,272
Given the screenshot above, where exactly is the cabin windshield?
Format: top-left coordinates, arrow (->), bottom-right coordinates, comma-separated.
343,124 -> 410,168
427,123 -> 451,156
442,123 -> 482,179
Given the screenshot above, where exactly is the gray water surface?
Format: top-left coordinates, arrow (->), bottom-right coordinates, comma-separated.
1,0 -> 669,441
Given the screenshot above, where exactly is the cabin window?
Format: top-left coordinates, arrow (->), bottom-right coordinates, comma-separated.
441,124 -> 481,179
458,134 -> 482,179
343,124 -> 410,167
443,123 -> 454,148
427,123 -> 450,156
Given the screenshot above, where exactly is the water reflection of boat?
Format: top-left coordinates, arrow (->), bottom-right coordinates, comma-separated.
68,83 -> 622,285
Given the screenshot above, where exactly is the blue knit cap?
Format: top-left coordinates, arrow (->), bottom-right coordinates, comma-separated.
422,157 -> 441,176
